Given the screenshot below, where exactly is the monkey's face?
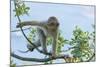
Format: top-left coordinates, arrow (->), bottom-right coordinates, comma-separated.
47,16 -> 59,29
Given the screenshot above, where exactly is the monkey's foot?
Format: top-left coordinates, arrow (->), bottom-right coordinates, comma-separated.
51,54 -> 56,58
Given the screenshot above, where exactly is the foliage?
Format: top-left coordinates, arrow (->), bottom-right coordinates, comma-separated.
68,26 -> 94,61
57,32 -> 68,55
10,60 -> 16,67
14,0 -> 30,16
64,57 -> 81,63
27,28 -> 37,43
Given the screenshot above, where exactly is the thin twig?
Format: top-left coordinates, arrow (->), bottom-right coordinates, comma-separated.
11,27 -> 31,32
60,46 -> 78,52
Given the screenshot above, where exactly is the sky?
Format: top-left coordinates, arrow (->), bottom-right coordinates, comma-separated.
11,1 -> 95,65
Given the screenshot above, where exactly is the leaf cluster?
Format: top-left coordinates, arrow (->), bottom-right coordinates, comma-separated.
14,0 -> 30,16
69,26 -> 93,60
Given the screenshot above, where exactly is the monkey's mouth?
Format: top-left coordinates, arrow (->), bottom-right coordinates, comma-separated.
47,22 -> 55,26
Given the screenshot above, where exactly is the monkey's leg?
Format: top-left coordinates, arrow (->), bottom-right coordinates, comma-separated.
37,28 -> 47,53
18,41 -> 41,53
52,39 -> 56,57
52,32 -> 58,57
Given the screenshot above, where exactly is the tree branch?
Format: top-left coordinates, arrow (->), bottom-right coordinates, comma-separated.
11,52 -> 95,62
11,27 -> 31,32
11,53 -> 69,62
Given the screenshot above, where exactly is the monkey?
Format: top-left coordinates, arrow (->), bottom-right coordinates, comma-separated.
16,16 -> 59,57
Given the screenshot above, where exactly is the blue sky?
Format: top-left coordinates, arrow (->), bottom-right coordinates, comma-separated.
11,1 -> 95,65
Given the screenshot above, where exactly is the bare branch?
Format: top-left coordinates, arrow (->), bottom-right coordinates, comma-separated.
11,53 -> 69,62
11,52 -> 95,62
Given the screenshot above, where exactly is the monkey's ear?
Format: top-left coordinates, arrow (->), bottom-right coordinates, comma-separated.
57,22 -> 59,26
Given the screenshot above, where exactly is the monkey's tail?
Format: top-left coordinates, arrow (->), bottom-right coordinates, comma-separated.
18,50 -> 29,53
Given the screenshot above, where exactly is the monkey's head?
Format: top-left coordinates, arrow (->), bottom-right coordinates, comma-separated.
47,16 -> 59,29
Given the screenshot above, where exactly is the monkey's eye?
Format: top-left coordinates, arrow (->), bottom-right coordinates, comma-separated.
50,22 -> 55,25
56,22 -> 59,26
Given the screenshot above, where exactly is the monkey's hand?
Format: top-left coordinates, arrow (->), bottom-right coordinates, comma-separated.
49,54 -> 56,59
27,44 -> 35,52
16,23 -> 24,28
50,51 -> 56,58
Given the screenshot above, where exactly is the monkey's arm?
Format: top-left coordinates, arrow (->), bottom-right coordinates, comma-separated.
16,21 -> 44,28
37,28 -> 47,53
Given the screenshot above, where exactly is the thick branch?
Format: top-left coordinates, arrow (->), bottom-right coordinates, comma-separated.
11,52 -> 95,62
11,53 -> 69,62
